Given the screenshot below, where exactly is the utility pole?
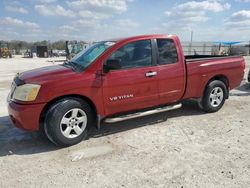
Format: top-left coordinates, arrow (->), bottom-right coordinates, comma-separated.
190,30 -> 193,55
190,30 -> 193,44
249,41 -> 250,55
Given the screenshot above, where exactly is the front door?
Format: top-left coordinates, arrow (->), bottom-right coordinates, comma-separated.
102,39 -> 159,115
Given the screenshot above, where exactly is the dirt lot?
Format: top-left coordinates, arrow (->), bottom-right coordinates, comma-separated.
0,56 -> 249,187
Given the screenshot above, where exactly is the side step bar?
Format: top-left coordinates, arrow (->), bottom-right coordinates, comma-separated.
104,103 -> 182,123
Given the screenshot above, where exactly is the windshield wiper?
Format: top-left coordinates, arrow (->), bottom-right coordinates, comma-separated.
63,61 -> 84,72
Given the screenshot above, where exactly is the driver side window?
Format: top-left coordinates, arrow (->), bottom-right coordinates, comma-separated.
109,40 -> 152,70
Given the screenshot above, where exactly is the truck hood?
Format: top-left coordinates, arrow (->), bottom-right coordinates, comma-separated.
19,65 -> 77,83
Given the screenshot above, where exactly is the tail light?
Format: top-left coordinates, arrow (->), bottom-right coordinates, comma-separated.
240,60 -> 245,70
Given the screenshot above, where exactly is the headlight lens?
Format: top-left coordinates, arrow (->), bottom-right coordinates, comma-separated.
13,84 -> 41,101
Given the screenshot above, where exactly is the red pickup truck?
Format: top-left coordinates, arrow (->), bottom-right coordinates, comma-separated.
8,34 -> 245,146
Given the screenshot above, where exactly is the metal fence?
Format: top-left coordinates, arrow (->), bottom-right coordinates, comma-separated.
182,42 -> 250,56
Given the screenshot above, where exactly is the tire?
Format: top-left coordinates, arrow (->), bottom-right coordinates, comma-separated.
44,98 -> 94,147
199,80 -> 227,113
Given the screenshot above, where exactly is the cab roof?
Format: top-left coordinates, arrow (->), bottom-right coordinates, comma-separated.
106,34 -> 171,42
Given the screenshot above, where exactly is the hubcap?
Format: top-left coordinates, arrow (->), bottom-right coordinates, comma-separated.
209,87 -> 224,107
60,108 -> 87,139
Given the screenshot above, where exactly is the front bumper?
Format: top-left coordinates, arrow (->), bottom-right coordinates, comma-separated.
8,101 -> 46,131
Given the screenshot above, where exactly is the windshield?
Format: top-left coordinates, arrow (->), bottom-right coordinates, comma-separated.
69,41 -> 116,70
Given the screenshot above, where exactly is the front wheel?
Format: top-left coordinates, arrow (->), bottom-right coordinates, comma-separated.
44,98 -> 94,146
199,80 -> 227,113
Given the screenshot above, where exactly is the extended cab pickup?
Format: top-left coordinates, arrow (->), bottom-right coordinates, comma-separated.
8,34 -> 245,146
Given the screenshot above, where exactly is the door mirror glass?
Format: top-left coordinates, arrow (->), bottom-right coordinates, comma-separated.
104,59 -> 121,73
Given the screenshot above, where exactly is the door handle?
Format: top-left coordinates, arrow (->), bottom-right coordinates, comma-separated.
146,71 -> 157,77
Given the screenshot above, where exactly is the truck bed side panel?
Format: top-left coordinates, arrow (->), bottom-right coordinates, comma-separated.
183,56 -> 245,99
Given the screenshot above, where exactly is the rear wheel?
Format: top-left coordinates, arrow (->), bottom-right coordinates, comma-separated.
44,98 -> 94,146
199,80 -> 227,113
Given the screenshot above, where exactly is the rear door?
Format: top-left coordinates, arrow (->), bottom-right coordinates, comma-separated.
155,38 -> 186,104
102,39 -> 159,115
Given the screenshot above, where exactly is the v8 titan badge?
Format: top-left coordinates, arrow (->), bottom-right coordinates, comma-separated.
110,94 -> 134,102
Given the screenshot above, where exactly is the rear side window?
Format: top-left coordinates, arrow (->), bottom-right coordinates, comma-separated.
109,40 -> 152,69
156,39 -> 178,65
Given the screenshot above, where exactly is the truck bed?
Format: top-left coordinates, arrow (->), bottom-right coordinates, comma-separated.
183,55 -> 245,99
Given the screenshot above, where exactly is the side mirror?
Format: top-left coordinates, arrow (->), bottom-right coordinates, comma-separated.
103,59 -> 121,73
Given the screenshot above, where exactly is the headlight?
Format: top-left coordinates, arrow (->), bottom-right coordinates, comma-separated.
13,84 -> 41,101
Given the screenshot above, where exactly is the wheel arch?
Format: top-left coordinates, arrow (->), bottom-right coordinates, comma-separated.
204,74 -> 229,99
39,94 -> 97,131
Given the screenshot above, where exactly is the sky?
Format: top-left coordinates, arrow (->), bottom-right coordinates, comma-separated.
0,0 -> 250,42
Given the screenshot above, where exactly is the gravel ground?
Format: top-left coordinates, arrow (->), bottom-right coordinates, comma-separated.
0,56 -> 249,188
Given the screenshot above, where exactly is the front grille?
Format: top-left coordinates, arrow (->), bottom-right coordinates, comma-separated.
8,82 -> 16,102
8,76 -> 24,102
